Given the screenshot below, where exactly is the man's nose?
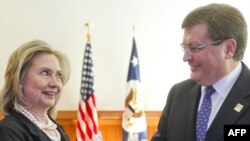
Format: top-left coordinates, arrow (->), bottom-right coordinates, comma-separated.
183,49 -> 193,62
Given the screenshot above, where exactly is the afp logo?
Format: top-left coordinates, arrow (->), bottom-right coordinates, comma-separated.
224,125 -> 250,140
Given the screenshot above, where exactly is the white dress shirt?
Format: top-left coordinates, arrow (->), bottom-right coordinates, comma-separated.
198,63 -> 242,129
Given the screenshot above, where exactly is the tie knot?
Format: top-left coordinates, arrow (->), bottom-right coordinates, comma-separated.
205,86 -> 215,96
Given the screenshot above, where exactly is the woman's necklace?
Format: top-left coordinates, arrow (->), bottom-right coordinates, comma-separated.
16,104 -> 61,141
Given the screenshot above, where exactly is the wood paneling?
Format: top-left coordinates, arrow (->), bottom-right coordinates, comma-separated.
1,110 -> 161,141
0,114 -> 3,120
56,111 -> 161,141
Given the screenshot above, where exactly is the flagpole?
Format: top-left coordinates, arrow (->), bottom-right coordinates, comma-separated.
132,25 -> 135,37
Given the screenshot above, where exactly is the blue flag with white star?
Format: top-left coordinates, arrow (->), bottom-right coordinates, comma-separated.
127,38 -> 140,82
122,37 -> 147,141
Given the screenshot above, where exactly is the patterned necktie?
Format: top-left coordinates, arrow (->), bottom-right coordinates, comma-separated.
196,86 -> 215,141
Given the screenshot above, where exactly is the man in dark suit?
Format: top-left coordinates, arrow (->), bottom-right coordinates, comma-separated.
151,3 -> 250,141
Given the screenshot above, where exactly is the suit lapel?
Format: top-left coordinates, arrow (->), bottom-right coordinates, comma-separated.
166,80 -> 201,141
12,110 -> 54,141
206,62 -> 250,140
184,83 -> 201,140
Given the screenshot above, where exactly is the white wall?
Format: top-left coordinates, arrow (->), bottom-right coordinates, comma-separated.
1,0 -> 250,111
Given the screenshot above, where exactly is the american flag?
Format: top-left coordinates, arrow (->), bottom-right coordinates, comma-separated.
76,33 -> 101,141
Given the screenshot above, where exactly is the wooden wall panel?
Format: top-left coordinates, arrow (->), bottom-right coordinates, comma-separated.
1,110 -> 161,141
56,111 -> 161,141
0,114 -> 3,120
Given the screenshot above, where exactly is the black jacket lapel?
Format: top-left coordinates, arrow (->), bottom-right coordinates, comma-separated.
206,62 -> 250,141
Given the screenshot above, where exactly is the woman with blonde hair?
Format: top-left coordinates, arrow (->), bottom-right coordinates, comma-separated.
0,40 -> 70,141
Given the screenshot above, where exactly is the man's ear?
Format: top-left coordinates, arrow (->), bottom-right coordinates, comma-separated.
225,39 -> 237,59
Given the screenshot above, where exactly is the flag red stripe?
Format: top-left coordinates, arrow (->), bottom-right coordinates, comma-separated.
78,103 -> 88,140
86,94 -> 98,133
77,95 -> 99,140
77,119 -> 86,141
80,100 -> 92,140
85,102 -> 94,138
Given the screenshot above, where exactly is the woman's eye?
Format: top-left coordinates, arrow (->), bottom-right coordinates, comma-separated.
56,73 -> 62,80
41,70 -> 49,76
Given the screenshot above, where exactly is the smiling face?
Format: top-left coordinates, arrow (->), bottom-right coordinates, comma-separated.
21,53 -> 62,110
182,23 -> 232,86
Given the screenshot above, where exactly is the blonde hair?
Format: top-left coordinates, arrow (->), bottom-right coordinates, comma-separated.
0,40 -> 70,118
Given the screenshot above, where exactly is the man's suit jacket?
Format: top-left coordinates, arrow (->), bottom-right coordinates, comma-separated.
151,62 -> 250,141
0,109 -> 69,141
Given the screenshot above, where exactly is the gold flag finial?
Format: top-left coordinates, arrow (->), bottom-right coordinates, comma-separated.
84,23 -> 94,42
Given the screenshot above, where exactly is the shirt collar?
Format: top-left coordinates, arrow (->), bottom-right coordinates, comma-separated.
208,63 -> 242,98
